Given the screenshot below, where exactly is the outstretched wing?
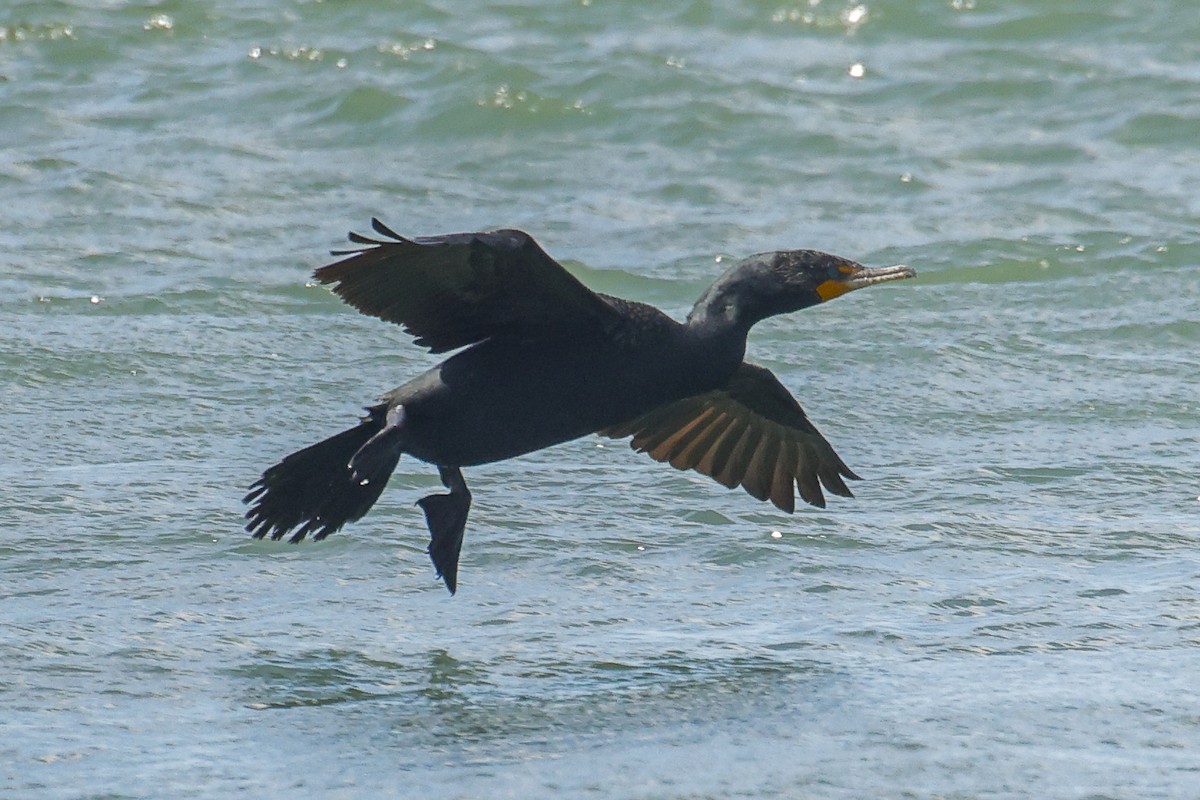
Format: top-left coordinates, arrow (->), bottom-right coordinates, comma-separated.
599,362 -> 860,513
313,219 -> 623,353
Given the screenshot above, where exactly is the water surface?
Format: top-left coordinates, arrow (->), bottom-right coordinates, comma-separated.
2,1 -> 1198,797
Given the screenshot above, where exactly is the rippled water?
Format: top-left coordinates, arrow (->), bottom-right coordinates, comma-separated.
3,1 -> 1199,797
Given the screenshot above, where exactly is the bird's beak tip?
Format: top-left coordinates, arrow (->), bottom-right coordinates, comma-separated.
845,264 -> 916,290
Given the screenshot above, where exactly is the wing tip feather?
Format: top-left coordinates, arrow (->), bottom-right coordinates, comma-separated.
370,217 -> 406,241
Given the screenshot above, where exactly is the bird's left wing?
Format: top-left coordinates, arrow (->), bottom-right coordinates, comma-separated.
598,362 -> 860,513
313,219 -> 623,353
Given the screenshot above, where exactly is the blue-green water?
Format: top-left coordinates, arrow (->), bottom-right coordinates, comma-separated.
3,1 -> 1199,797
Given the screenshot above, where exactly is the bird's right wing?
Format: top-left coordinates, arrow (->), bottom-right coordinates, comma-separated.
313,219 -> 624,353
599,362 -> 860,513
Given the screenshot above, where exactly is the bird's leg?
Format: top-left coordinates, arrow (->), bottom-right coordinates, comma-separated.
416,466 -> 472,595
349,404 -> 406,482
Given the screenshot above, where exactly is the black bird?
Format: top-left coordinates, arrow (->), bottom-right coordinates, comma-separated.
244,219 -> 915,593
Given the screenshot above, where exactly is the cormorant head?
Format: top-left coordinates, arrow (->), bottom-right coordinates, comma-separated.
688,249 -> 915,329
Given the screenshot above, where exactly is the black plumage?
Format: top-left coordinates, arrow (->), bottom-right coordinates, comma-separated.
245,219 -> 914,593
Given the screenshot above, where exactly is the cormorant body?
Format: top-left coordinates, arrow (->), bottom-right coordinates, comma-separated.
245,220 -> 915,593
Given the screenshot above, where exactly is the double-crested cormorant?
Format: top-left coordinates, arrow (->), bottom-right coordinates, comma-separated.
245,220 -> 915,593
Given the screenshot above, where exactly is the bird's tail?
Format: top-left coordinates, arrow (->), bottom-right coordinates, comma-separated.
244,404 -> 401,543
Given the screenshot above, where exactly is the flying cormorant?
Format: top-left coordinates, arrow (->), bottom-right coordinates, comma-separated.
244,220 -> 915,593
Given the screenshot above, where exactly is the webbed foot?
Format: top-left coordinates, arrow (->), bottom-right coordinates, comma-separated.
416,466 -> 471,594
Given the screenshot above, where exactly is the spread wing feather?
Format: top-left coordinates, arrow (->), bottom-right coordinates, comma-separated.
314,219 -> 622,353
599,362 -> 860,513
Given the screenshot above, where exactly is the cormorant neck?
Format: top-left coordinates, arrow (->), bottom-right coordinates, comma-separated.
685,256 -> 807,337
